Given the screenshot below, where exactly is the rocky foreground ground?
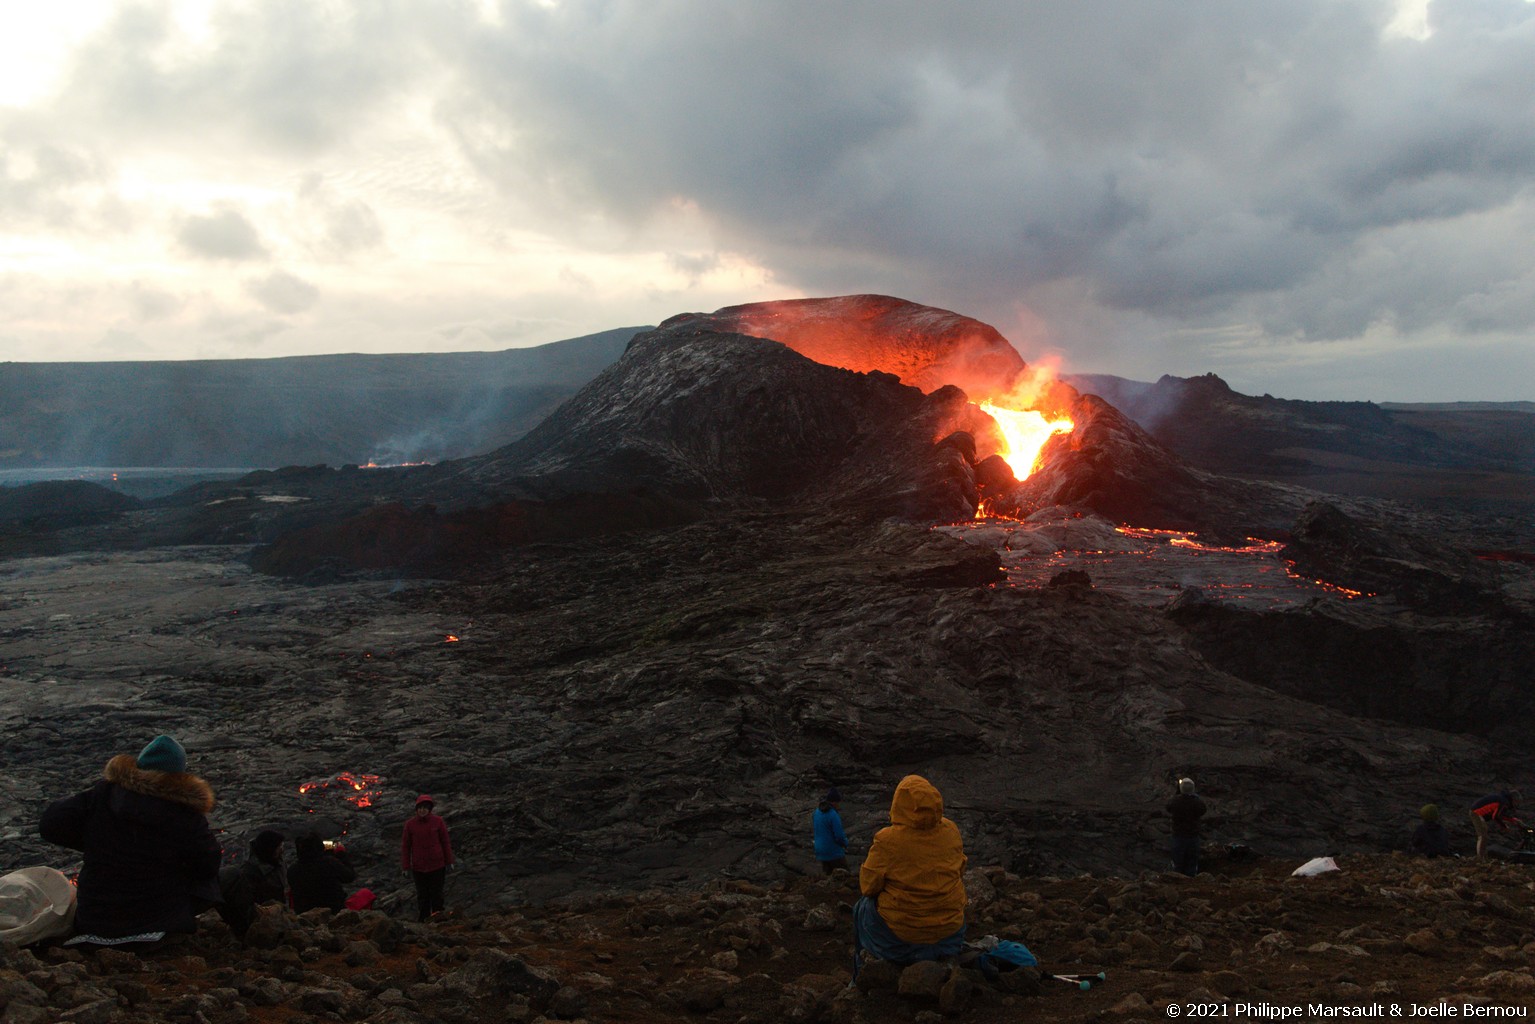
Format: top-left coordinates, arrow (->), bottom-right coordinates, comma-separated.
4,854 -> 1534,1024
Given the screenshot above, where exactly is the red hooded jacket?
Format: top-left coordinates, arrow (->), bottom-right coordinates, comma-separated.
402,812 -> 454,872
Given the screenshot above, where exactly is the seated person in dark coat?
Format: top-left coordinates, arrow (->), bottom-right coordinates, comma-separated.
288,832 -> 356,913
218,829 -> 288,936
1410,804 -> 1453,857
39,734 -> 222,944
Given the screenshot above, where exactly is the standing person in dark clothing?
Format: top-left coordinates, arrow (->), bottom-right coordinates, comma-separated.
1410,805 -> 1452,858
288,833 -> 356,913
401,794 -> 454,921
812,787 -> 850,874
39,734 -> 222,945
1470,790 -> 1521,860
218,829 -> 288,937
1166,777 -> 1207,877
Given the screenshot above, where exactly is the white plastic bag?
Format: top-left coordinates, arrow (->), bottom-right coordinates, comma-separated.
0,867 -> 78,945
1291,856 -> 1340,877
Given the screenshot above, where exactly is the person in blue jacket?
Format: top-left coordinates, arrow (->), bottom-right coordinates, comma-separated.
813,787 -> 849,873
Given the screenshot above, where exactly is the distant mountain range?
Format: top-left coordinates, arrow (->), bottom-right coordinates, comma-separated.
3,322 -> 1530,519
0,327 -> 645,471
1064,372 -> 1535,505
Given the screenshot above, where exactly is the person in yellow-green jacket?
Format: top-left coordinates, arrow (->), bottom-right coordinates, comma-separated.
853,774 -> 967,969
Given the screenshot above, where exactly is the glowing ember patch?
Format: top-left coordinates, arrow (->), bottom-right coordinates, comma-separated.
1117,526 -> 1192,539
1169,537 -> 1285,555
978,402 -> 1074,480
299,771 -> 383,809
1119,527 -> 1283,556
444,634 -> 460,643
1286,569 -> 1371,599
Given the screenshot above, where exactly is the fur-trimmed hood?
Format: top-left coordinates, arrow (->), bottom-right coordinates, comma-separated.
103,753 -> 215,814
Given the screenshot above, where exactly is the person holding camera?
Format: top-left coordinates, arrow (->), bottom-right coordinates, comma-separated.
288,832 -> 356,913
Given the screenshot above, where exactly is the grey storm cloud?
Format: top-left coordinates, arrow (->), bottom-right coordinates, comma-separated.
0,115 -> 124,233
321,199 -> 385,255
14,0 -> 1535,392
56,1 -> 439,155
177,207 -> 266,261
434,0 -> 1535,340
246,269 -> 320,315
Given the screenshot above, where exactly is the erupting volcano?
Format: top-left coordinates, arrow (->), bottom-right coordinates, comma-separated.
233,291 -> 1339,590
695,294 -> 1078,486
383,291 -> 1290,564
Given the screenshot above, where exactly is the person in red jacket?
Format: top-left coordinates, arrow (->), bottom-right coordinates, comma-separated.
401,794 -> 454,921
1470,789 -> 1521,860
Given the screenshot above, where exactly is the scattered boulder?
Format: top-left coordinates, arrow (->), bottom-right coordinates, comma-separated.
438,948 -> 559,1006
897,960 -> 951,1000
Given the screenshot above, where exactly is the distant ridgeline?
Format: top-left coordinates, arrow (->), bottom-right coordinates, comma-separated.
0,328 -> 644,471
1064,372 -> 1535,494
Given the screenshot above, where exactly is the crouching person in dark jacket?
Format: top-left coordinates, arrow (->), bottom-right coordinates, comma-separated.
39,734 -> 222,946
288,833 -> 356,913
218,830 -> 288,937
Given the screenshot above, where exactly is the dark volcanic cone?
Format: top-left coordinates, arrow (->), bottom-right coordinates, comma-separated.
431,320 -> 992,522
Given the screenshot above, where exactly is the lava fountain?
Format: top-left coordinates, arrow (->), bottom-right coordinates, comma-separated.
978,402 -> 1074,479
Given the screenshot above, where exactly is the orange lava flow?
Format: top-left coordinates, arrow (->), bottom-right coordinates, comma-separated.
299,771 -> 383,809
1116,526 -> 1373,598
979,402 -> 1073,480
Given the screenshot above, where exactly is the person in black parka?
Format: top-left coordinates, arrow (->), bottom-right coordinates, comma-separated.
39,734 -> 222,943
288,832 -> 356,913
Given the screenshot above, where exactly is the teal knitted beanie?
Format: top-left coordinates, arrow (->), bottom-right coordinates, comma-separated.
137,735 -> 187,773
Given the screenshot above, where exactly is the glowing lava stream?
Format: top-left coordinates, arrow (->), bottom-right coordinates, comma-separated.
979,402 -> 1074,479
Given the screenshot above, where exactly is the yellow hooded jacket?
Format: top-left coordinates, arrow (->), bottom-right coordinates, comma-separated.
859,775 -> 967,943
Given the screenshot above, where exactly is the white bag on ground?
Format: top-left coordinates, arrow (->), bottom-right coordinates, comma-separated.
1291,856 -> 1340,877
0,867 -> 77,945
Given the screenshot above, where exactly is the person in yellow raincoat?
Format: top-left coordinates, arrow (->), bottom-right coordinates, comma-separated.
853,774 -> 967,967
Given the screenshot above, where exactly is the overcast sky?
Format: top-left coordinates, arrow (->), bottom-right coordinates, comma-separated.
2,0 -> 1532,401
